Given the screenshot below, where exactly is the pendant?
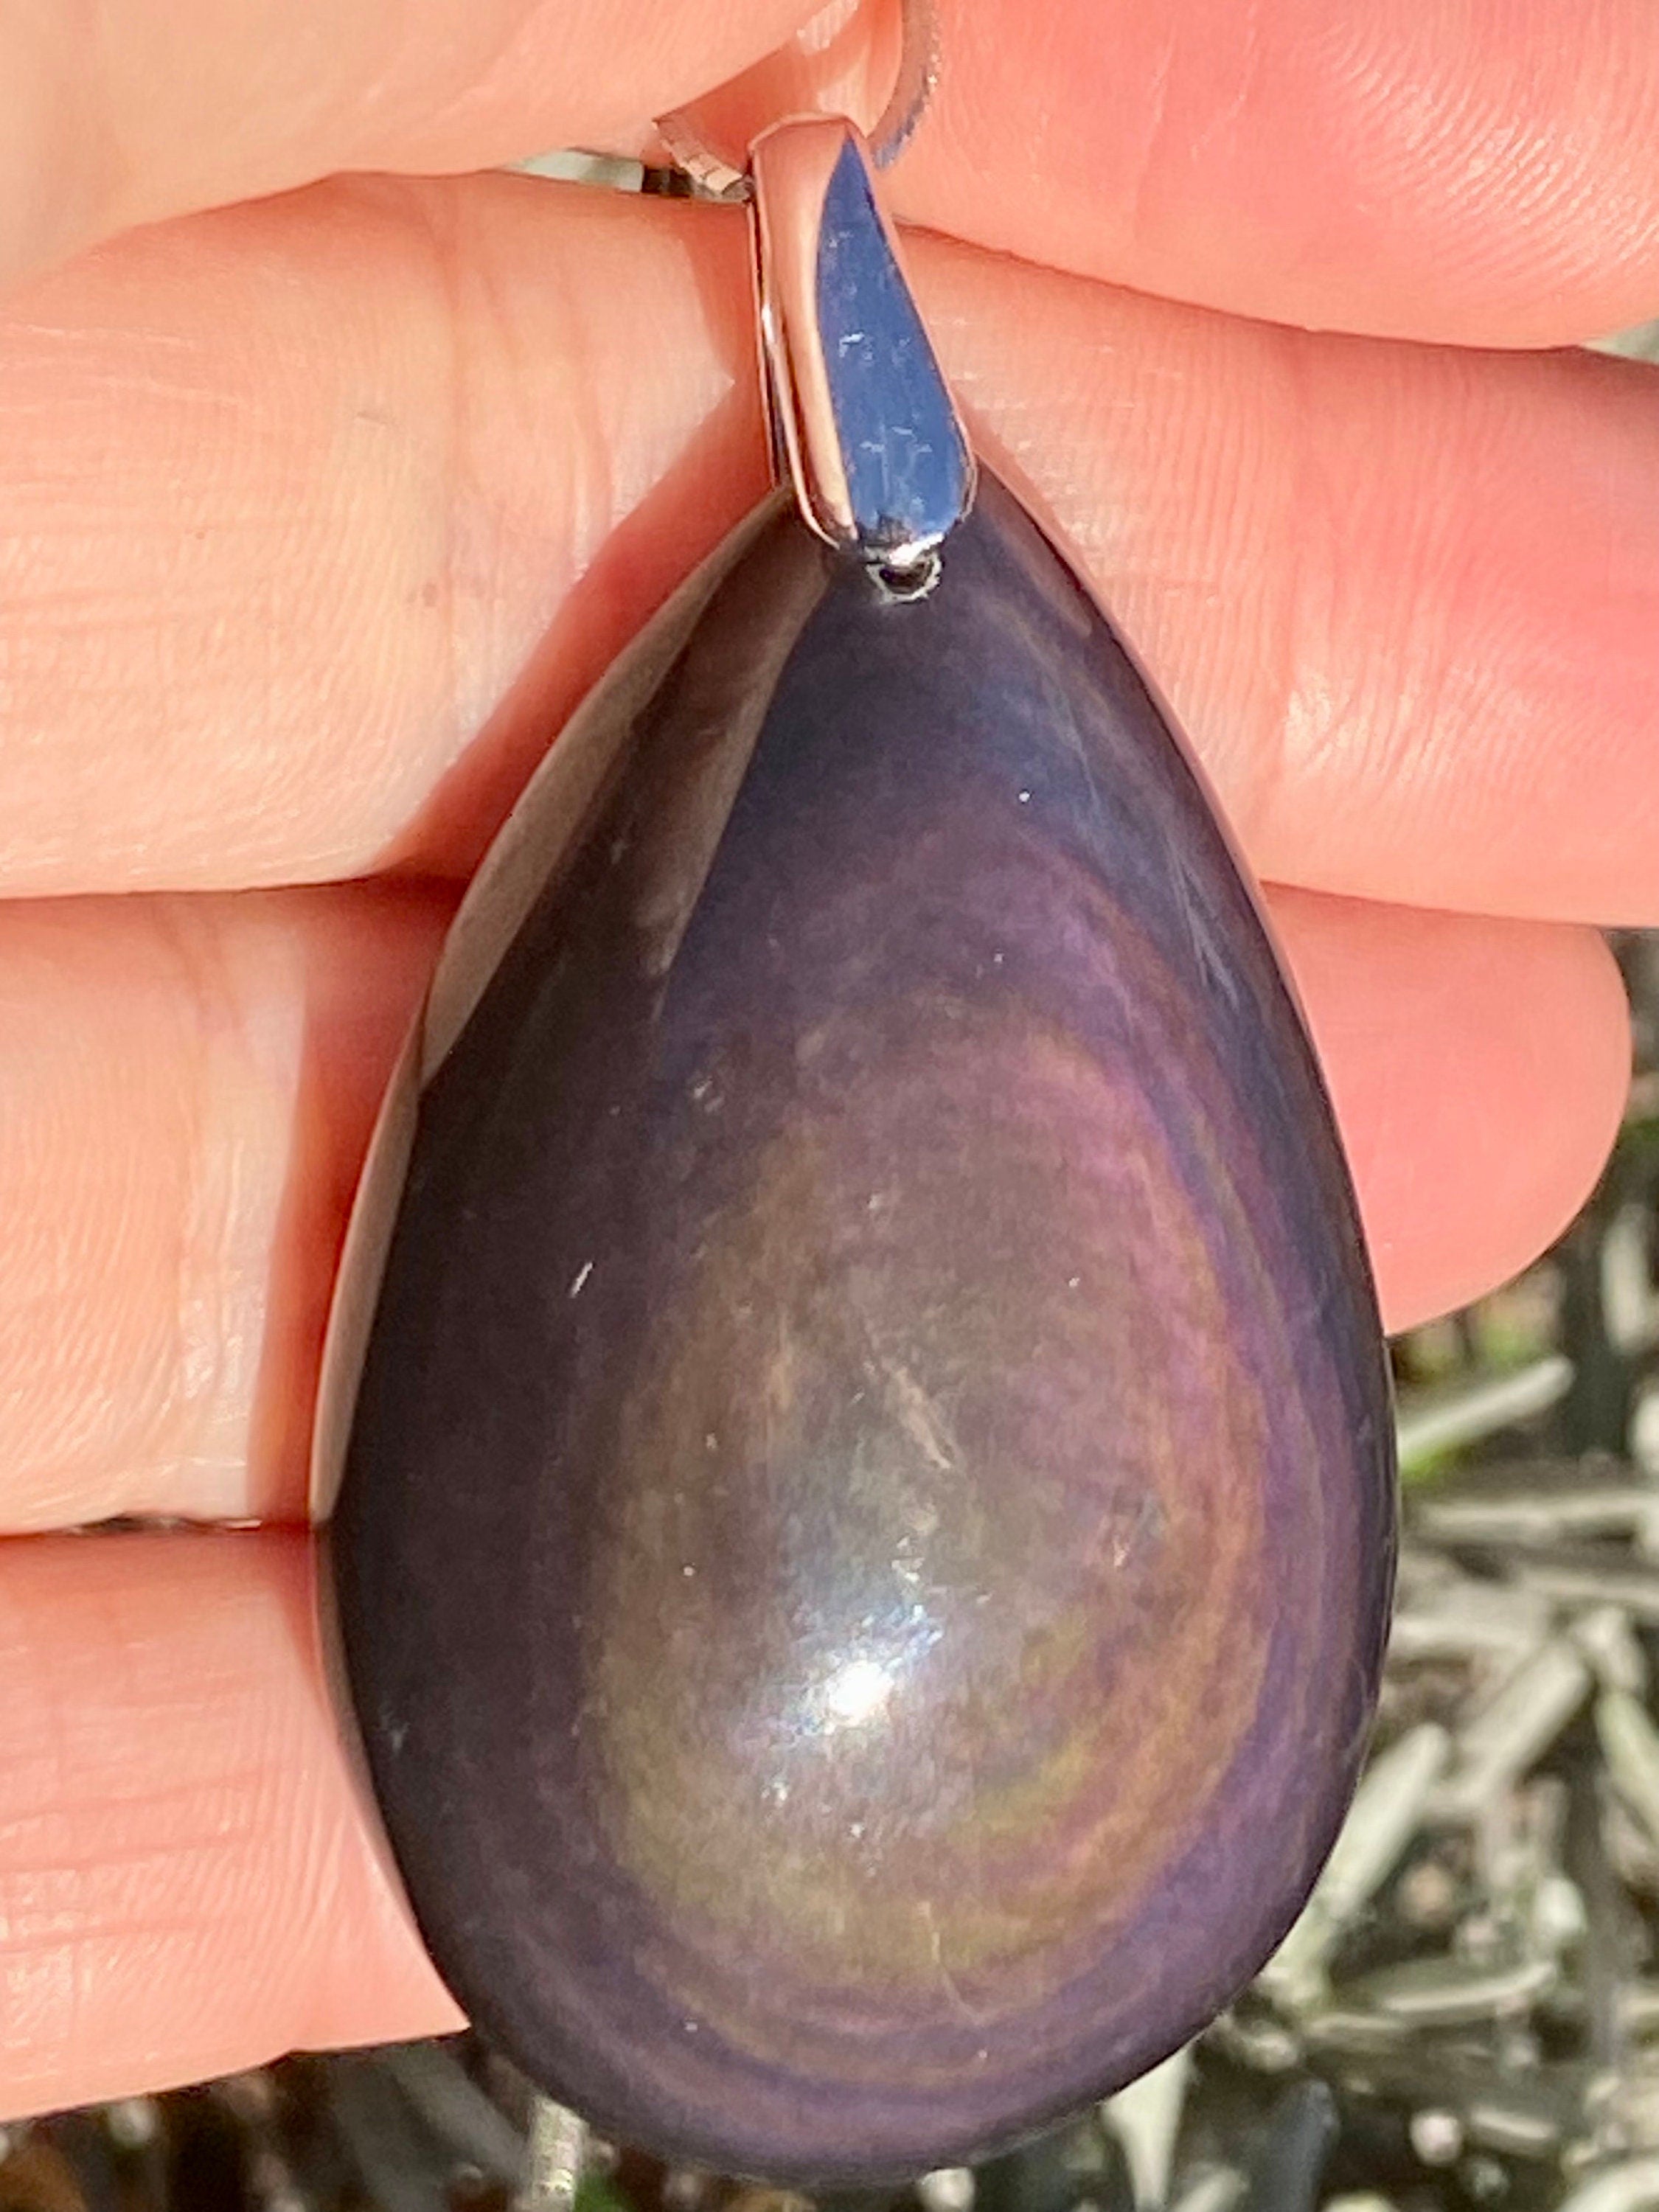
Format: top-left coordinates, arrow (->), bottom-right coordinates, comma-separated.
317,114 -> 1396,2188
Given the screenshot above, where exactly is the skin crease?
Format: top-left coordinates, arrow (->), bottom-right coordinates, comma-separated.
2,187 -> 1658,918
3,0 -> 1659,340
0,0 -> 1644,2126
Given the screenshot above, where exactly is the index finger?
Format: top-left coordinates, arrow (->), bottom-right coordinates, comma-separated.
4,0 -> 1659,344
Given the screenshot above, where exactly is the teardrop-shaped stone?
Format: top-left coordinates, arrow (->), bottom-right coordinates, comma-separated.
323,473 -> 1395,2185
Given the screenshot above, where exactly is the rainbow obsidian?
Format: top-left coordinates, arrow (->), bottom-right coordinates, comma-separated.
324,473 -> 1396,2185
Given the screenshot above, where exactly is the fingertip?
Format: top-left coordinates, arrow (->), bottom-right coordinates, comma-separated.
1268,894 -> 1631,1332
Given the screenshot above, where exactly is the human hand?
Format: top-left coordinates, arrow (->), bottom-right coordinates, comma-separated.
0,0 -> 1644,2118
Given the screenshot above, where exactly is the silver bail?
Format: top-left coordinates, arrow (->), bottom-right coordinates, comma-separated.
749,116 -> 975,594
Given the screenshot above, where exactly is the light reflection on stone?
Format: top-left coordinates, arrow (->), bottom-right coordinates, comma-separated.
328,474 -> 1395,2186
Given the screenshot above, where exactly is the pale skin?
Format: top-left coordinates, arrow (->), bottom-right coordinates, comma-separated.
0,0 -> 1651,2120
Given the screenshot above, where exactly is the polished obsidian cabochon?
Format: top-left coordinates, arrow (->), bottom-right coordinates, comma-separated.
325,474 -> 1396,2185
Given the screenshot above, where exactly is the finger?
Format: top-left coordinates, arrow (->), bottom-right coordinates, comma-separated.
0,885 -> 1624,1537
1271,892 -> 1630,1324
1,182 -> 1655,922
0,886 -> 447,1535
0,1528 -> 459,2122
5,0 -> 1659,347
901,0 -> 1659,346
0,0 -> 815,294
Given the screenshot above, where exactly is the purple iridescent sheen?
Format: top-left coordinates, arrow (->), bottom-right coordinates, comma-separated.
324,473 -> 1395,2186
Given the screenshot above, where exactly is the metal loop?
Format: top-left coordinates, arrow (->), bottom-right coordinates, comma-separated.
653,0 -> 939,201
